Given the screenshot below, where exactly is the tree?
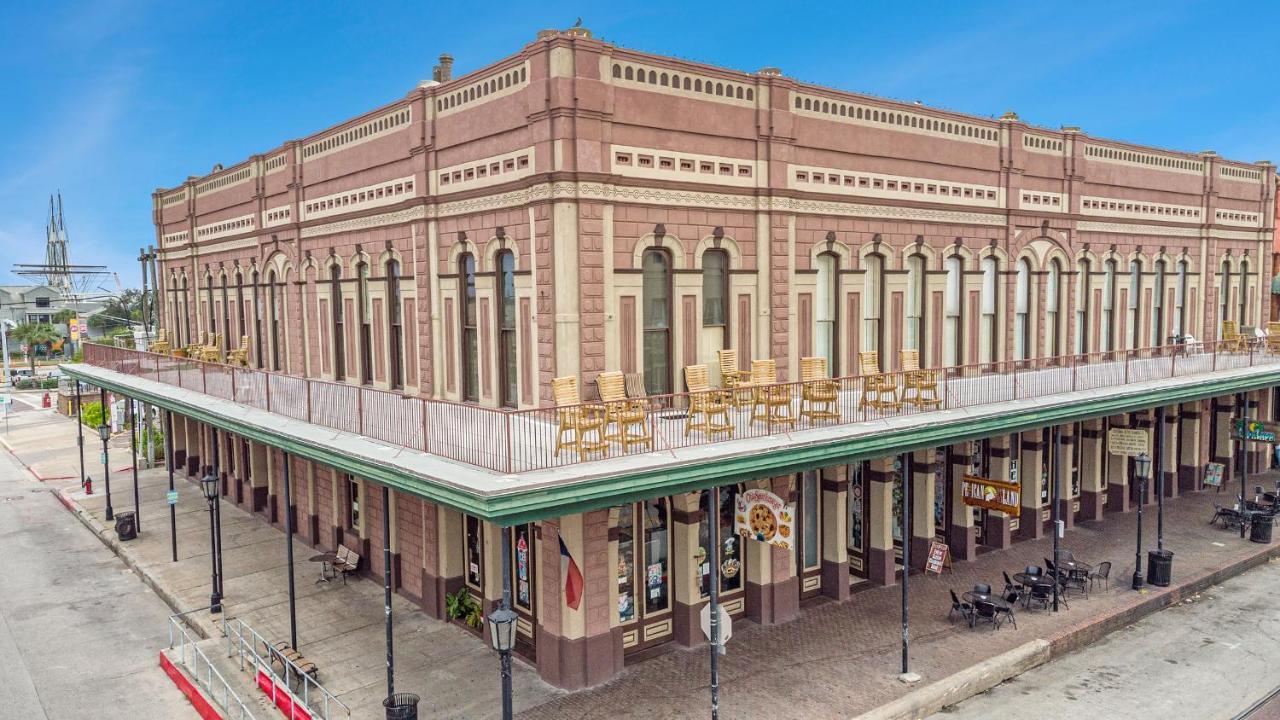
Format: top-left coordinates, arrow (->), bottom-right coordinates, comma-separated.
88,289 -> 143,330
10,322 -> 61,372
53,308 -> 76,344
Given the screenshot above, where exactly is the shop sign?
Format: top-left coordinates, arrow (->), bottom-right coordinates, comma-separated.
1107,428 -> 1150,456
1234,419 -> 1279,443
734,488 -> 795,549
925,541 -> 951,575
1204,462 -> 1225,487
961,474 -> 1020,515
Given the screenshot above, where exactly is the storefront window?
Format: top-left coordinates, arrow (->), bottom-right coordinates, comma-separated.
699,487 -> 743,597
891,457 -> 904,545
464,514 -> 483,589
511,524 -> 533,612
346,476 -> 360,530
617,507 -> 636,623
848,465 -> 864,555
802,472 -> 820,571
934,448 -> 946,533
642,499 -> 670,613
1040,429 -> 1051,505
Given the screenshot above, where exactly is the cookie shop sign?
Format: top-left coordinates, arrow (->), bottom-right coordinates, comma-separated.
960,475 -> 1020,515
735,489 -> 796,549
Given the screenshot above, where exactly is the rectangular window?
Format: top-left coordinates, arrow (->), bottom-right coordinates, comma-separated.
346,476 -> 360,530
642,499 -> 670,613
464,514 -> 483,589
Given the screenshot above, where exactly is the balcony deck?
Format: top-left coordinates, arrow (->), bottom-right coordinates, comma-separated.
68,342 -> 1280,522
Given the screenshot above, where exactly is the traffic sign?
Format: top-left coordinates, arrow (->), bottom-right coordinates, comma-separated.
1107,428 -> 1150,456
166,490 -> 179,505
700,603 -> 732,645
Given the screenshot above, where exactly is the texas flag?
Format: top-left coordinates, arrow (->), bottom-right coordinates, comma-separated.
559,536 -> 584,610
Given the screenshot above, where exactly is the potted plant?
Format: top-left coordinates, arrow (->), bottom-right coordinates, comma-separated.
445,588 -> 483,628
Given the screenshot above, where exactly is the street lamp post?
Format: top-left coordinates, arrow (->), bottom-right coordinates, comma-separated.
201,467 -> 222,613
1131,452 -> 1151,590
98,391 -> 113,521
489,528 -> 517,720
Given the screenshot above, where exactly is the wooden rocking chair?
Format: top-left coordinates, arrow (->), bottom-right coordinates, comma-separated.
716,349 -> 753,408
596,371 -> 652,451
858,351 -> 901,411
149,329 -> 171,355
552,376 -> 607,460
227,335 -> 251,367
750,359 -> 796,428
1266,322 -> 1280,354
900,349 -> 942,409
799,356 -> 840,422
1222,320 -> 1248,353
183,331 -> 207,360
684,364 -> 734,437
198,333 -> 223,363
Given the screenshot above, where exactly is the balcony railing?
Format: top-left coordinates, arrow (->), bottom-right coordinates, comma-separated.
82,338 -> 1278,475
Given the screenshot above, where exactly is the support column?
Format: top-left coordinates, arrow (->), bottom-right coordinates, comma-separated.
947,445 -> 976,561
1106,415 -> 1132,512
1212,396 -> 1236,486
1018,431 -> 1044,540
1179,402 -> 1204,492
250,441 -> 270,517
1078,419 -> 1105,522
909,450 -> 934,571
1161,405 -> 1180,499
744,476 -> 798,625
983,436 -> 1013,549
428,506 -> 463,621
819,466 -> 850,601
1133,411 -> 1156,506
536,511 -> 621,690
185,417 -> 200,477
1055,424 -> 1075,529
670,492 -> 703,646
171,412 -> 187,467
866,457 -> 898,585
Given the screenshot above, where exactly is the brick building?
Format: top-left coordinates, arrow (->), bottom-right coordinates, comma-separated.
71,26 -> 1280,693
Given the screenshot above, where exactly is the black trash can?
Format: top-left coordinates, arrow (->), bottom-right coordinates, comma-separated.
384,693 -> 420,720
115,511 -> 137,542
1250,513 -> 1274,544
1146,549 -> 1173,587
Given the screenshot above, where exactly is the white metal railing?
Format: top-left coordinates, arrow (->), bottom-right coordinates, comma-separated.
167,608 -> 258,720
223,617 -> 351,720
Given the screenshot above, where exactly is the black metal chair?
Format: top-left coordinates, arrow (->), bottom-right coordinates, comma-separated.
974,582 -> 992,595
996,601 -> 1017,629
1002,571 -> 1024,605
949,589 -> 975,626
1024,565 -> 1042,578
973,600 -> 1000,629
1089,560 -> 1112,591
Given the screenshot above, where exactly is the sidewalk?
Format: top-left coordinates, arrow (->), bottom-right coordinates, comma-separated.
13,408 -> 1280,719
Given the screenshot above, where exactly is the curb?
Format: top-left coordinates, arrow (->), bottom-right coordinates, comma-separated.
53,486 -> 209,640
160,649 -> 227,720
854,546 -> 1280,720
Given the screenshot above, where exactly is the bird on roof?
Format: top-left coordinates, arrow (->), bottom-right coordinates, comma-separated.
573,17 -> 583,27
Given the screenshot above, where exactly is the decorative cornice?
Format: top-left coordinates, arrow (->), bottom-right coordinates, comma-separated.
1077,220 -> 1264,242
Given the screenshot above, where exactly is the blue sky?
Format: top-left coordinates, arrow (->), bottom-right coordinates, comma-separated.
1,0 -> 1276,289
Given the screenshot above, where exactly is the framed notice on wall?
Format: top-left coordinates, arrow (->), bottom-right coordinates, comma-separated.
1204,462 -> 1225,487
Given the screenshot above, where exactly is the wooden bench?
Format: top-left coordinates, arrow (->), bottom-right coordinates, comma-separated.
270,641 -> 318,685
333,544 -> 361,584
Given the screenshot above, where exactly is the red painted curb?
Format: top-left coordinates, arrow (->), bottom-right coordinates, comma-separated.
55,489 -> 75,513
160,651 -> 226,720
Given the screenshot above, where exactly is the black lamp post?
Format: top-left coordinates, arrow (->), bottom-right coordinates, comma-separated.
201,468 -> 222,613
1131,452 -> 1151,590
98,421 -> 113,521
489,527 -> 517,720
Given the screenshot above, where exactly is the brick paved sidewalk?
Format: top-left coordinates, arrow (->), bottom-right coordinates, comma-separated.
519,485 -> 1280,720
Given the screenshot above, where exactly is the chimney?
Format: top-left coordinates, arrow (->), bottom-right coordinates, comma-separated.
433,53 -> 454,83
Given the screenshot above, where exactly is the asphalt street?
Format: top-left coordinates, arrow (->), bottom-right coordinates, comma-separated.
934,559 -> 1280,720
0,445 -> 196,719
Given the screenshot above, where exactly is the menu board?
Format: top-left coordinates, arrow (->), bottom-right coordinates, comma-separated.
925,541 -> 950,575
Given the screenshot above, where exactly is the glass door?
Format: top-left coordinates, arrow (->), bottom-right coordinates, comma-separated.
507,523 -> 536,654
797,471 -> 823,598
617,498 -> 673,652
969,439 -> 988,544
698,487 -> 746,617
934,447 -> 949,544
848,462 -> 869,580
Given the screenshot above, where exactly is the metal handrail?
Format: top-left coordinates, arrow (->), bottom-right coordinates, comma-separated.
222,616 -> 351,720
166,608 -> 258,720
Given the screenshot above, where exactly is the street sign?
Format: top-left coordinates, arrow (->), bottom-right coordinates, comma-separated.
1234,419 -> 1279,443
700,603 -> 732,644
166,490 -> 179,506
961,475 -> 1020,515
1107,428 -> 1150,456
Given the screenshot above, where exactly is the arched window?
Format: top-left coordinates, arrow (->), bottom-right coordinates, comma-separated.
235,271 -> 247,355
459,254 -> 478,401
1101,260 -> 1117,352
1218,259 -> 1232,336
386,259 -> 404,390
1046,259 -> 1062,357
356,262 -> 372,385
179,275 -> 190,345
815,252 -> 839,373
642,249 -> 672,395
1127,260 -> 1142,349
219,273 -> 231,355
1014,258 -> 1032,361
702,249 -> 730,351
330,264 -> 345,380
251,269 -> 263,367
905,253 -> 926,359
943,255 -> 963,366
980,256 -> 999,364
1151,260 -> 1166,346
204,273 -> 216,341
495,252 -> 516,406
266,270 -> 281,371
1075,259 -> 1091,354
1238,258 -> 1251,325
863,253 -> 885,369
1174,260 -> 1189,338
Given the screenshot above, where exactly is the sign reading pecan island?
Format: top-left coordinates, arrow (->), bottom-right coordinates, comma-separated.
960,474 -> 1021,515
734,488 -> 796,550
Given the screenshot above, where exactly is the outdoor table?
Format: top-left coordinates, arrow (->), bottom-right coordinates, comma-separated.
1012,572 -> 1044,589
310,552 -> 338,584
962,591 -> 1012,610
